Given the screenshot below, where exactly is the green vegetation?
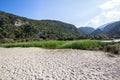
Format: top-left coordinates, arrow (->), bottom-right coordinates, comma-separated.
1,41 -> 65,49
0,11 -> 81,43
59,40 -> 103,50
1,39 -> 120,55
104,43 -> 120,55
0,11 -> 116,43
0,11 -> 120,55
1,40 -> 104,50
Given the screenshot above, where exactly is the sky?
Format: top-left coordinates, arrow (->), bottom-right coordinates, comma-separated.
0,0 -> 120,28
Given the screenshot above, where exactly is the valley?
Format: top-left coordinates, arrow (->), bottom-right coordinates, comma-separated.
0,0 -> 120,80
0,11 -> 120,43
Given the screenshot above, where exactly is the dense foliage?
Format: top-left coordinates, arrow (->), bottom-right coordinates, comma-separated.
0,11 -> 119,43
0,11 -> 81,42
104,42 -> 120,55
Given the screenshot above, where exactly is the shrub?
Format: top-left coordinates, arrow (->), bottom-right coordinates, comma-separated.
104,44 -> 120,55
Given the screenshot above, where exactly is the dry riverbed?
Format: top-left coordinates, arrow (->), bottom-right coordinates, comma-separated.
0,48 -> 120,80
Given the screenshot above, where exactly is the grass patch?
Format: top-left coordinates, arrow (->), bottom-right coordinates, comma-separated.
59,40 -> 103,50
0,41 -> 66,48
0,40 -> 120,57
1,40 -> 120,55
0,40 -> 104,50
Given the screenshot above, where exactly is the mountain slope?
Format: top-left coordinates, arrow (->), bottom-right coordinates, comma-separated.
78,27 -> 95,35
91,21 -> 120,38
0,11 -> 81,42
91,29 -> 104,35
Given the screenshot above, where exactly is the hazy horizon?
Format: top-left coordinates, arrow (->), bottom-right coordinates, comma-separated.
0,0 -> 120,28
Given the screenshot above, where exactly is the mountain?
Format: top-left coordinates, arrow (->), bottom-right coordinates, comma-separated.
0,11 -> 81,42
78,27 -> 95,35
91,21 -> 120,38
91,29 -> 104,35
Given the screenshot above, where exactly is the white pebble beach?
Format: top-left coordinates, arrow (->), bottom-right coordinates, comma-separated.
0,48 -> 120,80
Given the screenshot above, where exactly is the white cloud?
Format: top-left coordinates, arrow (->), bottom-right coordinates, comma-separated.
86,0 -> 120,28
100,0 -> 120,10
103,11 -> 120,19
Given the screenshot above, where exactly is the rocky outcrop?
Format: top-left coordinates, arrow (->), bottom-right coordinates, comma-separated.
13,19 -> 29,26
0,38 -> 14,43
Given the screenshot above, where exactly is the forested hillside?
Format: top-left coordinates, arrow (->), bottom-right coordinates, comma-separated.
0,11 -> 81,42
1,11 -> 120,43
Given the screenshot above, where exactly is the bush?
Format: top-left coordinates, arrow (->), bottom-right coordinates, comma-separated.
104,44 -> 120,55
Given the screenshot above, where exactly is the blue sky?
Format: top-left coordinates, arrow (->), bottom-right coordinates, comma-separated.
0,0 -> 120,28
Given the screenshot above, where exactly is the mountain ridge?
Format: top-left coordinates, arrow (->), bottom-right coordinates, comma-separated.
91,21 -> 120,38
0,11 -> 120,42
